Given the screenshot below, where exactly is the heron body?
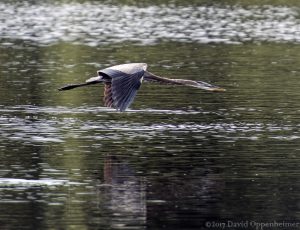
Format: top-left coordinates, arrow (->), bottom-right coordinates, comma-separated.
59,63 -> 225,111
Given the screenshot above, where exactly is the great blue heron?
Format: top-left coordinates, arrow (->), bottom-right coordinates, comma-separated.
58,63 -> 225,111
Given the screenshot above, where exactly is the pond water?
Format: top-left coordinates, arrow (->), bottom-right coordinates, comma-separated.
0,1 -> 300,230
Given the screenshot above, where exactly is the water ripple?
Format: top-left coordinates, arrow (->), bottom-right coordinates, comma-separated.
0,178 -> 69,187
0,3 -> 299,46
0,106 -> 298,144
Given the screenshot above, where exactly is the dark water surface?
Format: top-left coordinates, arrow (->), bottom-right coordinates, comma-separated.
1,1 -> 300,230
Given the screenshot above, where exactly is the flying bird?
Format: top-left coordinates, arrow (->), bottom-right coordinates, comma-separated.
58,63 -> 225,111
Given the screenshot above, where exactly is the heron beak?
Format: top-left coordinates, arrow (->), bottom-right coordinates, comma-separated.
195,81 -> 226,92
207,86 -> 226,92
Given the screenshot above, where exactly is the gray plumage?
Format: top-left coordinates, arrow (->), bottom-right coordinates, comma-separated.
59,63 -> 225,111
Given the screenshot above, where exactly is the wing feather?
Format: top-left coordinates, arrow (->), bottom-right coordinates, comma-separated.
98,64 -> 145,111
111,71 -> 144,111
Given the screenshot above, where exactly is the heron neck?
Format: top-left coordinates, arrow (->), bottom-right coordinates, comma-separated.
144,71 -> 200,87
144,71 -> 183,85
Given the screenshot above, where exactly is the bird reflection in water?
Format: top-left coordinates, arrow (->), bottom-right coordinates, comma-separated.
97,155 -> 146,228
96,154 -> 224,229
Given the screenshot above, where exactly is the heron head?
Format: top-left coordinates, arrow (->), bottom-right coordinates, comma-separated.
195,81 -> 226,92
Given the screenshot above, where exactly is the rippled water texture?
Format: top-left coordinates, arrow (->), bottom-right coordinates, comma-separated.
1,2 -> 300,45
1,105 -> 299,144
1,1 -> 300,230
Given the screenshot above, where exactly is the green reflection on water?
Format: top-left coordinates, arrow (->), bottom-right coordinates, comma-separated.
1,41 -> 300,117
0,40 -> 300,229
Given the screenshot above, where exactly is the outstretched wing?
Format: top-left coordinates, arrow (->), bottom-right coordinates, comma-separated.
111,71 -> 143,111
100,67 -> 145,111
